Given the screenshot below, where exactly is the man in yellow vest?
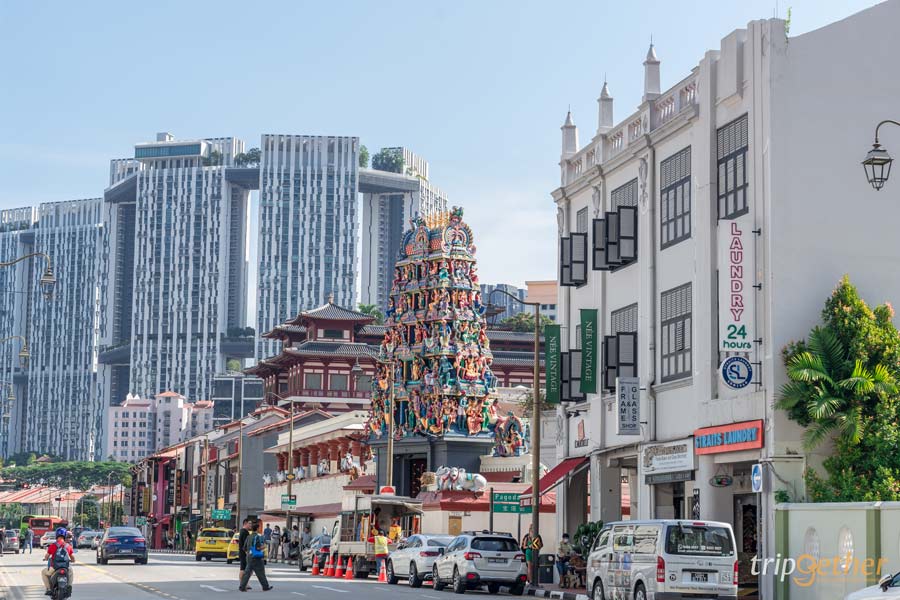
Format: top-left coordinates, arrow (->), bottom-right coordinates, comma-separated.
368,525 -> 391,576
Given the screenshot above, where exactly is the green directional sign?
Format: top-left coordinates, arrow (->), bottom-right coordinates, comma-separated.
281,494 -> 297,510
491,492 -> 531,514
135,516 -> 147,526
211,509 -> 232,520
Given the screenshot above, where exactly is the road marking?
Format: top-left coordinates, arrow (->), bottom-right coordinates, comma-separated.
292,593 -> 306,597
312,585 -> 350,593
423,596 -> 440,599
200,585 -> 227,592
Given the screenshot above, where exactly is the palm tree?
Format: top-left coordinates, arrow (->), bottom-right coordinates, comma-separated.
358,303 -> 384,324
778,326 -> 897,448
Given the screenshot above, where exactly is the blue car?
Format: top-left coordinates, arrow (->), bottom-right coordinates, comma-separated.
96,527 -> 148,565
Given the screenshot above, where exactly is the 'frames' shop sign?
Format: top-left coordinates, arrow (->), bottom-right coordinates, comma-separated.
693,420 -> 764,455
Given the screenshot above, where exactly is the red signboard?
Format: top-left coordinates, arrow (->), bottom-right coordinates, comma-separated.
693,420 -> 764,455
379,486 -> 396,496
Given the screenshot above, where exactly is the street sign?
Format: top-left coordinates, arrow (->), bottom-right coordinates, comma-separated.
379,486 -> 396,496
721,356 -> 753,390
751,463 -> 764,493
135,516 -> 147,526
616,376 -> 640,435
211,509 -> 231,520
280,494 -> 297,511
492,492 -> 531,514
285,473 -> 296,481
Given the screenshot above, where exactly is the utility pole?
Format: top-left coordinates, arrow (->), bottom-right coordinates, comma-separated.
530,300 -> 542,585
236,418 -> 243,527
201,437 -> 208,527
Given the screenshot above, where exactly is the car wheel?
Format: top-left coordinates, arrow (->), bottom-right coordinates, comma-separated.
509,583 -> 525,596
452,567 -> 466,594
227,559 -> 234,564
487,583 -> 500,594
195,554 -> 201,562
205,556 -> 211,561
591,579 -> 605,600
433,566 -> 446,591
409,562 -> 422,588
386,560 -> 398,585
634,583 -> 647,600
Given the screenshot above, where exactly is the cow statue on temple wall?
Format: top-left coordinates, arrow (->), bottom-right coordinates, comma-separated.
434,466 -> 487,493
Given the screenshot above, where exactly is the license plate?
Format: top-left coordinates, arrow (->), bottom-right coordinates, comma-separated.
488,558 -> 506,564
690,572 -> 708,583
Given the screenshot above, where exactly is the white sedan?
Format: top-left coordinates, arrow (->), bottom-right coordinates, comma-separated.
847,574 -> 900,599
40,531 -> 56,548
386,534 -> 454,587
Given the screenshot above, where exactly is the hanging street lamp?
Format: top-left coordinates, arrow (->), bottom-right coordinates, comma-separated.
0,253 -> 56,300
862,120 -> 900,190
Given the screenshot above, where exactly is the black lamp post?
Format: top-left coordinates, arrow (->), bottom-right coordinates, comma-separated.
862,120 -> 900,190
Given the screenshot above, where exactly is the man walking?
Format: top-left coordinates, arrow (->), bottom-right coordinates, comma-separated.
300,526 -> 311,549
237,519 -> 253,591
290,525 -> 300,559
239,521 -> 273,592
24,527 -> 34,554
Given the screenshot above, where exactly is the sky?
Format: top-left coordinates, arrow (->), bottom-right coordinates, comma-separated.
0,0 -> 882,314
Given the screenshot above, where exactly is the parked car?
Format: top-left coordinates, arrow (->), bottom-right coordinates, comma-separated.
76,531 -> 101,549
847,572 -> 900,599
586,520 -> 738,600
432,532 -> 527,595
3,530 -> 20,553
40,531 -> 56,549
194,527 -> 232,561
298,533 -> 331,572
96,526 -> 148,565
387,534 -> 453,587
226,532 -> 268,564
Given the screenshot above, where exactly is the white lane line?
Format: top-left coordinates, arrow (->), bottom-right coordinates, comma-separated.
423,596 -> 440,599
199,585 -> 228,592
312,585 -> 350,593
292,593 -> 306,597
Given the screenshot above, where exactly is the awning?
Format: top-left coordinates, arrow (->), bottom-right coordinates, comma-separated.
520,456 -> 589,507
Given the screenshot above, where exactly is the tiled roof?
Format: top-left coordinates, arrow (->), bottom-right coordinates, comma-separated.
492,351 -> 542,367
486,330 -> 543,343
358,324 -> 389,337
300,302 -> 374,322
287,341 -> 379,358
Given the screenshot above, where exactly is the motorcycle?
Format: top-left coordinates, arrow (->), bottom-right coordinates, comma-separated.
50,567 -> 72,600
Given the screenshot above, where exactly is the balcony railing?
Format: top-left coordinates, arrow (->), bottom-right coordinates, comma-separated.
287,388 -> 369,399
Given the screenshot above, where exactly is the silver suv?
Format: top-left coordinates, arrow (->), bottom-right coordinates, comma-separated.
432,532 -> 527,595
387,534 -> 453,587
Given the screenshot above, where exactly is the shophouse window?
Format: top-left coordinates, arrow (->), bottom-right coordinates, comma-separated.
717,115 -> 749,219
576,207 -> 588,233
660,283 -> 692,382
612,179 -> 638,209
604,303 -> 638,391
660,147 -> 691,248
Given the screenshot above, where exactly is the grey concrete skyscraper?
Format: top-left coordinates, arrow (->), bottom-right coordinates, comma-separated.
255,134 -> 360,358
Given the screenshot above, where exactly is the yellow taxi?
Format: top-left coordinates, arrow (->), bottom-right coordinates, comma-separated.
226,532 -> 268,564
194,527 -> 233,561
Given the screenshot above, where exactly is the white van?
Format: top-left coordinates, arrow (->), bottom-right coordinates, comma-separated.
586,520 -> 738,600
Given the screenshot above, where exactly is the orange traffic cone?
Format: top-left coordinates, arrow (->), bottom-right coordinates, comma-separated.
325,553 -> 335,577
378,560 -> 388,583
311,554 -> 321,576
334,556 -> 344,578
345,557 -> 354,580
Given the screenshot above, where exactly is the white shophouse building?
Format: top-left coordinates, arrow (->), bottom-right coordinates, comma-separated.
551,4 -> 900,598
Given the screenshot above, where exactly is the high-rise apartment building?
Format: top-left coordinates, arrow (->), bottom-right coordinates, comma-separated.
0,201 -> 108,460
255,134 -> 360,358
100,134 -> 252,418
359,148 -> 448,311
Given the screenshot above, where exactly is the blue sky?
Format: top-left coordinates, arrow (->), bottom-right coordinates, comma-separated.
0,0 -> 880,300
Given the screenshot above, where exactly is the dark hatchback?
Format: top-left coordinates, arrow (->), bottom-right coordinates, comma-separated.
96,527 -> 148,564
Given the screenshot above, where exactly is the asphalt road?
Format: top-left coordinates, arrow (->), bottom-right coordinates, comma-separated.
0,550 -> 517,600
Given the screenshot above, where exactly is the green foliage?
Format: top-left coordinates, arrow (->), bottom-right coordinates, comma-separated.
371,148 -> 404,174
359,145 -> 370,168
0,461 -> 132,489
571,520 -> 604,555
499,312 -> 553,333
234,147 -> 261,167
225,326 -> 255,338
774,490 -> 792,504
358,303 -> 384,324
226,359 -> 242,372
779,276 -> 900,501
202,150 -> 223,167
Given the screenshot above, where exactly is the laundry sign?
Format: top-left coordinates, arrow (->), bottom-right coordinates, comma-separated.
718,215 -> 755,353
580,309 -> 597,393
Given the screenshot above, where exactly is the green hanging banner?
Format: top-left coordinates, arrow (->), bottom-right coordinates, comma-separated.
544,324 -> 561,405
580,309 -> 598,394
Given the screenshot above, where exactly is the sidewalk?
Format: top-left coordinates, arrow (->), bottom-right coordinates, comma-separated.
526,584 -> 590,600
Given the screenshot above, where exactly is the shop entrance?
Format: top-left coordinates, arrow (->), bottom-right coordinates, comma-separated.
734,493 -> 759,599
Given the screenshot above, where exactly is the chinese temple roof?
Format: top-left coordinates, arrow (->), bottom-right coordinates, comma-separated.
286,341 -> 379,358
293,300 -> 374,323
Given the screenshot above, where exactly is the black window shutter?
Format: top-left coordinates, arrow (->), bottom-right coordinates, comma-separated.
569,349 -> 585,402
617,206 -> 638,263
571,232 -> 588,285
559,236 -> 573,286
592,218 -> 609,271
603,335 -> 618,391
604,211 -> 621,265
616,332 -> 638,379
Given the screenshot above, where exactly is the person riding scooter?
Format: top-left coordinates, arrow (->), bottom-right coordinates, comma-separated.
42,528 -> 75,598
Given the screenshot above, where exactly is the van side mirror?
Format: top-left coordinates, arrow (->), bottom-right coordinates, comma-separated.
438,547 -> 445,555
880,573 -> 893,591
